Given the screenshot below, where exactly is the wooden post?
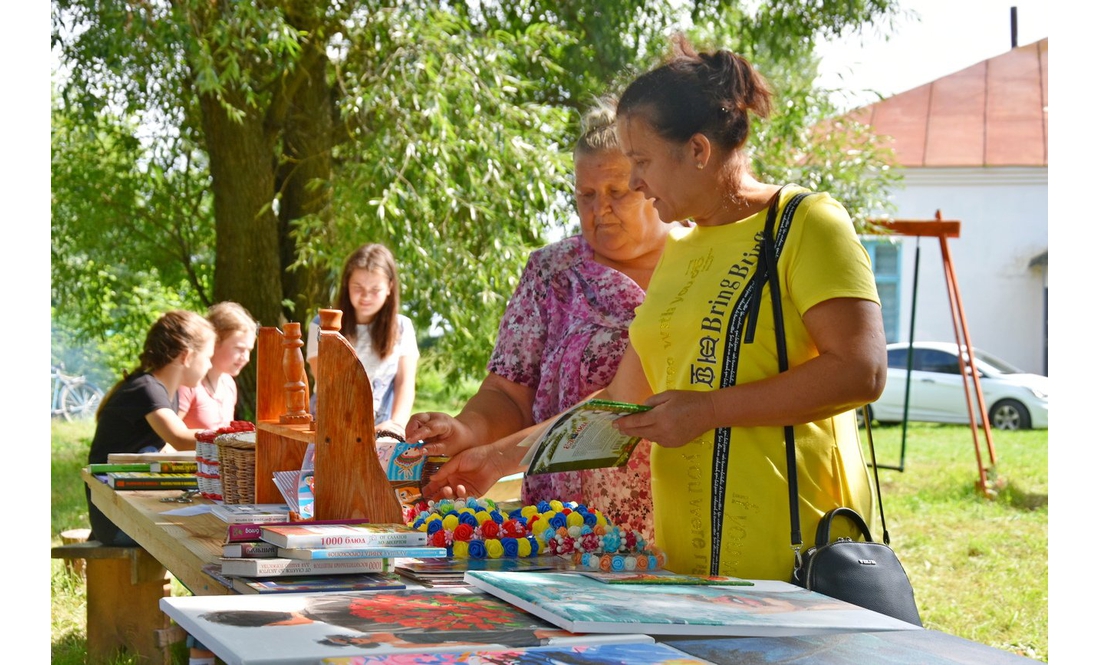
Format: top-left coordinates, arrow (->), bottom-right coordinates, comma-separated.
280,322 -> 312,425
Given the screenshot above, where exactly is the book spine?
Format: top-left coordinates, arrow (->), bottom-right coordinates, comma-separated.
225,524 -> 266,542
216,512 -> 292,525
222,542 -> 278,558
88,463 -> 150,473
110,479 -> 199,490
277,546 -> 447,560
221,557 -> 390,577
150,461 -> 199,473
274,533 -> 429,549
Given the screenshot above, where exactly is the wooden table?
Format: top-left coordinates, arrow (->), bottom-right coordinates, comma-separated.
83,469 -> 232,596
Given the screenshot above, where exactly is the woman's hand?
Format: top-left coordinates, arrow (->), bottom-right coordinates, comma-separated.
613,390 -> 717,448
420,445 -> 513,500
404,412 -> 478,456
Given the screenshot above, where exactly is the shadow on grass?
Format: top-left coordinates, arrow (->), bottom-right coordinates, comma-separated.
997,479 -> 1048,511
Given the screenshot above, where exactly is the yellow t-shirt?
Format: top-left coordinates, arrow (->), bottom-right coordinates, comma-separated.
630,186 -> 878,579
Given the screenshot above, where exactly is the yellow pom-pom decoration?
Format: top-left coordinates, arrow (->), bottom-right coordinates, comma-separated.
517,538 -> 532,557
475,510 -> 492,524
549,500 -> 564,511
452,541 -> 469,558
566,511 -> 584,527
485,539 -> 504,558
442,514 -> 460,531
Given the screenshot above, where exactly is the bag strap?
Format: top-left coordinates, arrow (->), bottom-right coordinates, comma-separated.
746,184 -> 805,567
815,506 -> 873,547
862,404 -> 891,545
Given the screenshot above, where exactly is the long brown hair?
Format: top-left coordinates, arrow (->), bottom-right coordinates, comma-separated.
207,301 -> 258,343
98,310 -> 215,419
335,243 -> 401,358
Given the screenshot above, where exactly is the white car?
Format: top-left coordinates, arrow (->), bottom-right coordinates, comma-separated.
867,342 -> 1048,430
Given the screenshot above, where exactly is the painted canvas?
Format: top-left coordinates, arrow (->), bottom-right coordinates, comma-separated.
464,572 -> 922,637
159,587 -> 653,665
662,630 -> 1042,664
321,641 -> 713,664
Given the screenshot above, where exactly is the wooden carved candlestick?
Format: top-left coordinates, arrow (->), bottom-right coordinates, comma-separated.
280,322 -> 312,425
319,308 -> 342,332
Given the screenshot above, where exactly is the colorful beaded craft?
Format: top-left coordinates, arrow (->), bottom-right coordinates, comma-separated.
408,498 -> 661,561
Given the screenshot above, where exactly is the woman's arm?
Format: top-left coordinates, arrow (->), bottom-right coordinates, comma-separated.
145,408 -> 204,451
615,297 -> 886,447
405,372 -> 536,455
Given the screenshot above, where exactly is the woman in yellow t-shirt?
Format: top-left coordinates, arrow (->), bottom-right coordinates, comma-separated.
421,36 -> 886,581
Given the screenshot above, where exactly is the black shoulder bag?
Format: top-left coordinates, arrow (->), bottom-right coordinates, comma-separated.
750,186 -> 923,627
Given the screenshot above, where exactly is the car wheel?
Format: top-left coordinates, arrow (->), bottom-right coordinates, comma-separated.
989,399 -> 1031,430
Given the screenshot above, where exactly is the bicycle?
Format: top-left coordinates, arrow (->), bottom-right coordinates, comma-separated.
51,364 -> 104,421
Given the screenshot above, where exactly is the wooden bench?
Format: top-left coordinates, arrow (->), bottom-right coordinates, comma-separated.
52,537 -> 184,664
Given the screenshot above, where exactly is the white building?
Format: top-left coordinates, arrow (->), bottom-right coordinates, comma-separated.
854,38 -> 1048,375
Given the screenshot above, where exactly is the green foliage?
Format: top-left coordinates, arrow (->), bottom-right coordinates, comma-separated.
52,0 -> 904,381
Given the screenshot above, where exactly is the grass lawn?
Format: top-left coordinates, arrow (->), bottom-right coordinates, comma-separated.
50,408 -> 1048,663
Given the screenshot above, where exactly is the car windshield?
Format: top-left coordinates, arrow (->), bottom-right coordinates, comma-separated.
969,348 -> 1024,375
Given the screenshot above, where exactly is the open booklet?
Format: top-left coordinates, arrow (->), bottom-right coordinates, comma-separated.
519,399 -> 651,475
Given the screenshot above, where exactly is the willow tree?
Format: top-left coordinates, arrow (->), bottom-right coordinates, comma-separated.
51,1 -> 901,409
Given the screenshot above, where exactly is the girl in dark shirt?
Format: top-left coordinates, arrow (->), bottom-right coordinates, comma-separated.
86,310 -> 216,545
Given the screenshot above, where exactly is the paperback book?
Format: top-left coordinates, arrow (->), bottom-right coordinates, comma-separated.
519,399 -> 652,475
160,587 -> 653,664
464,571 -> 922,637
212,503 -> 293,524
150,460 -> 199,474
107,471 -> 199,490
108,450 -> 197,463
224,519 -> 374,543
232,572 -> 406,595
276,545 -> 448,560
259,523 -> 427,549
219,556 -> 392,578
222,542 -> 279,558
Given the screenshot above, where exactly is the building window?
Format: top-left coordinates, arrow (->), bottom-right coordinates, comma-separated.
863,239 -> 901,343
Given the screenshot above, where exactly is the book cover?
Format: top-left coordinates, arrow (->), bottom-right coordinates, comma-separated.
464,571 -> 922,637
87,462 -> 150,473
276,545 -> 447,560
520,399 -> 652,475
150,460 -> 199,473
212,503 -> 293,524
259,523 -> 427,549
320,641 -> 710,665
231,572 -> 406,595
222,542 -> 279,559
219,556 -> 392,578
160,587 -> 653,665
662,630 -> 1042,664
200,563 -> 236,591
107,471 -> 199,490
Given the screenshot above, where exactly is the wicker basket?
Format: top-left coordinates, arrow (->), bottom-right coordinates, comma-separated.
216,430 -> 257,505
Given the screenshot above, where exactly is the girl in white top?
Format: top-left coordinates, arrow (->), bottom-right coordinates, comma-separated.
306,243 -> 419,434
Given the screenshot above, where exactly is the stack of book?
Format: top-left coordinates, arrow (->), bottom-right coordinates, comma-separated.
91,456 -> 200,491
216,521 -> 445,594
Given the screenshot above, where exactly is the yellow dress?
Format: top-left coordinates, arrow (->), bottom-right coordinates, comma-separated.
630,186 -> 878,579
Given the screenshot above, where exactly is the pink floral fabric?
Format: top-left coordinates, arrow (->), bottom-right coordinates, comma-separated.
488,236 -> 654,543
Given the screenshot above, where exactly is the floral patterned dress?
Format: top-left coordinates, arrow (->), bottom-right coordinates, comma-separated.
488,236 -> 654,544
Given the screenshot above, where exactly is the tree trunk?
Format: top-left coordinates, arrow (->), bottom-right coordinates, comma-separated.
199,93 -> 283,419
278,41 -> 335,327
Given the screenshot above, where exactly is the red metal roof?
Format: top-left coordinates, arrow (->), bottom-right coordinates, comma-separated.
849,38 -> 1047,167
